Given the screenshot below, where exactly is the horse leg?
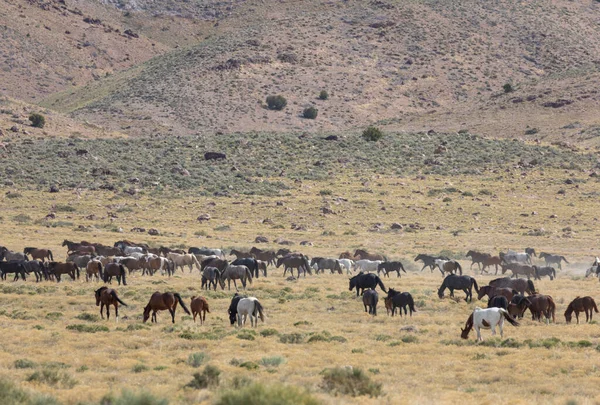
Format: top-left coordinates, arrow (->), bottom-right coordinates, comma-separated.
193,311 -> 197,323
114,304 -> 119,323
152,311 -> 157,323
420,264 -> 428,272
106,304 -> 110,321
476,326 -> 482,342
233,279 -> 239,292
576,312 -> 580,324
499,321 -> 503,338
100,303 -> 105,319
169,308 -> 175,323
364,302 -> 368,313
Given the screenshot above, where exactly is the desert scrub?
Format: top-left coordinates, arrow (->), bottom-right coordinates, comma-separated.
266,95 -> 287,111
99,390 -> 168,405
319,90 -> 329,100
303,106 -> 318,119
320,367 -> 382,397
362,126 -> 384,142
66,324 -> 109,333
216,382 -> 320,405
28,113 -> 45,128
187,352 -> 209,368
27,369 -> 77,388
185,365 -> 221,389
0,378 -> 59,404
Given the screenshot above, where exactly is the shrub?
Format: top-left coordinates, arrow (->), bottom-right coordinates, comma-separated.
75,313 -> 99,322
187,352 -> 208,368
266,95 -> 287,111
237,330 -> 257,341
239,361 -> 259,370
131,364 -> 148,373
14,359 -> 37,369
279,333 -> 304,344
66,324 -> 109,333
27,369 -> 77,388
28,113 -> 46,128
185,365 -> 221,389
216,382 -> 320,405
503,83 -> 513,93
362,126 -> 384,142
0,378 -> 59,405
99,390 -> 168,405
321,367 -> 383,397
260,328 -> 279,337
260,356 -> 285,367
319,90 -> 329,100
303,106 -> 318,119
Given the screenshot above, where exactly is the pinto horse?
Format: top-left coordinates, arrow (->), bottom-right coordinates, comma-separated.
461,307 -> 519,341
564,296 -> 599,324
143,291 -> 191,323
95,286 -> 127,322
414,254 -> 450,272
434,259 -> 462,276
23,247 -> 54,262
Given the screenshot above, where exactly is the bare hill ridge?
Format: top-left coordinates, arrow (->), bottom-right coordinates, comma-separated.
2,0 -> 600,142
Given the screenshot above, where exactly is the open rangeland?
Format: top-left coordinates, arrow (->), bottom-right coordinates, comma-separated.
1,165 -> 600,404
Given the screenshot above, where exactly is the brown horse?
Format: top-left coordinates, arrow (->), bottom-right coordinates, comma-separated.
230,249 -> 253,259
190,296 -> 210,324
276,255 -> 311,278
477,286 -> 517,301
466,250 -> 490,271
480,256 -> 503,275
252,250 -> 277,266
339,251 -> 358,260
528,294 -> 556,323
95,286 -> 127,321
354,249 -> 386,261
501,263 -> 535,279
23,247 -> 54,262
384,296 -> 393,315
143,291 -> 191,323
489,277 -> 536,296
86,260 -> 103,282
508,295 -> 532,319
103,263 -> 127,285
62,240 -> 95,255
47,262 -> 79,282
564,296 -> 599,324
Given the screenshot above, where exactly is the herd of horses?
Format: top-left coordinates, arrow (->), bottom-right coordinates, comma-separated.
0,241 -> 598,339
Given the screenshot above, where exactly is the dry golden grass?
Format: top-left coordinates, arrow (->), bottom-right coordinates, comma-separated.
0,169 -> 600,403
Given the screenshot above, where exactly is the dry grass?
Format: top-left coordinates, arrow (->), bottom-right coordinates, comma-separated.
0,168 -> 600,403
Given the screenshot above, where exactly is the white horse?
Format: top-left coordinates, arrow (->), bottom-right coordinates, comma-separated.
123,246 -> 145,255
461,307 -> 519,341
355,260 -> 383,273
237,297 -> 265,327
339,259 -> 355,274
167,253 -> 201,273
501,250 -> 531,265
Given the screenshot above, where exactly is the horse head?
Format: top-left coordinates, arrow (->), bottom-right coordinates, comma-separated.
142,305 -> 151,323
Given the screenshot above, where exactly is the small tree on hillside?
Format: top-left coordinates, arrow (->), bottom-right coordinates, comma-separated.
303,106 -> 318,119
362,126 -> 384,142
266,95 -> 287,111
29,113 -> 46,128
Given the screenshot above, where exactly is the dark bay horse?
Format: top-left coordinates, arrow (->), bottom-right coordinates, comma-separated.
24,247 -> 54,262
0,261 -> 28,281
489,277 -> 536,296
143,291 -> 191,323
349,273 -> 387,296
480,256 -> 503,275
387,288 -> 416,317
190,296 -> 210,325
354,249 -> 386,261
232,258 -> 260,278
508,295 -> 532,319
477,286 -> 517,301
47,262 -> 79,282
528,294 -> 556,323
276,255 -> 311,278
564,296 -> 599,324
362,289 -> 378,315
95,286 -> 127,322
377,261 -> 407,277
466,250 -> 490,271
415,254 -> 450,272
437,274 -> 479,302
532,266 -> 556,280
103,263 -> 127,286
487,295 -> 509,310
62,240 -> 95,255
23,260 -> 48,282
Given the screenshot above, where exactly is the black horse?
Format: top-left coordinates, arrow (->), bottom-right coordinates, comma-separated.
387,288 -> 416,317
0,260 -> 28,281
23,260 -> 48,282
414,254 -> 450,272
487,295 -> 509,310
532,266 -> 556,280
377,261 -> 407,277
231,258 -> 261,278
362,289 -> 378,315
437,274 -> 479,302
349,273 -> 387,296
227,293 -> 247,325
508,294 -> 532,319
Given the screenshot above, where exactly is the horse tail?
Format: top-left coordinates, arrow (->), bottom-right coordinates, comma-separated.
254,299 -> 265,322
111,290 -> 128,306
547,296 -> 556,322
192,255 -> 201,269
204,298 -> 210,313
408,294 -> 417,313
120,264 -> 126,285
562,256 -> 569,264
471,277 -> 479,294
246,267 -> 253,284
98,262 -> 104,278
456,261 -> 462,275
174,293 -> 191,315
527,279 -> 536,294
500,308 -> 520,326
376,276 -> 387,293
592,298 -> 599,313
48,250 -> 54,261
400,262 -> 407,273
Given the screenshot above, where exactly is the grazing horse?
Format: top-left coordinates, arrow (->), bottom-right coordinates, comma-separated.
480,256 -> 503,275
466,250 -> 490,271
528,294 -> 556,323
434,259 -> 462,276
202,267 -> 224,290
190,296 -> 210,324
532,266 -> 556,280
0,260 -> 28,281
311,258 -> 342,274
477,286 -> 516,302
460,307 -> 519,341
501,263 -> 535,279
228,293 -> 246,325
237,297 -> 265,327
487,296 -> 509,310
362,289 -> 379,315
564,296 -> 599,324
95,286 -> 127,322
508,295 -> 532,319
354,249 -> 386,261
348,273 -> 387,296
23,260 -> 48,282
23,247 -> 54,262
355,259 -> 383,273
339,259 -> 355,274
103,263 -> 127,285
143,291 -> 191,323
86,260 -> 103,282
538,252 -> 568,269
387,288 -> 416,317
437,274 -> 479,302
414,254 -> 450,272
221,265 -> 253,291
168,253 -> 201,273
276,255 -> 311,278
377,261 -> 406,277
231,258 -> 261,278
489,277 -> 536,295
47,262 -> 79,282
